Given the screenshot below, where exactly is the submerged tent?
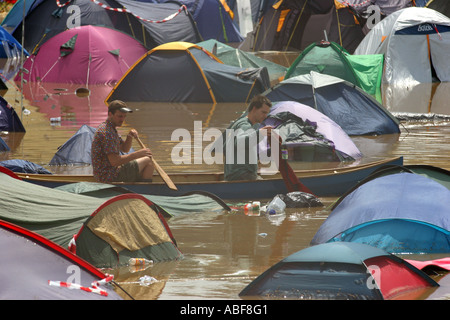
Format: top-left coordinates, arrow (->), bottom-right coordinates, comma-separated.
14,25 -> 148,85
244,0 -> 365,53
311,172 -> 450,254
259,101 -> 362,162
106,42 -> 270,103
284,41 -> 384,96
0,137 -> 9,152
0,170 -> 182,268
0,219 -> 123,300
0,159 -> 51,174
0,96 -> 25,132
6,0 -> 201,53
355,7 -> 450,84
264,72 -> 400,136
239,242 -> 438,300
49,125 -> 96,165
197,39 -> 287,83
55,182 -> 231,216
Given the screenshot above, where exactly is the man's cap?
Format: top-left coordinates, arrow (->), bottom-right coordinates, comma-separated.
108,100 -> 133,113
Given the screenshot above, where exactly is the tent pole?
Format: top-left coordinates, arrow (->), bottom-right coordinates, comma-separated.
20,0 -> 26,121
284,0 -> 307,52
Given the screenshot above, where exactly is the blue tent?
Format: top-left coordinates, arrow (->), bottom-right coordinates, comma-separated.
0,160 -> 51,174
311,172 -> 450,254
0,137 -> 9,152
0,26 -> 28,59
1,0 -> 42,33
49,125 -> 135,165
239,242 -> 438,300
0,96 -> 25,132
150,0 -> 243,43
50,125 -> 96,165
264,71 -> 400,136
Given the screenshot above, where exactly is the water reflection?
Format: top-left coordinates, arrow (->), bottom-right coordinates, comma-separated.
1,53 -> 450,300
20,81 -> 111,127
382,82 -> 450,115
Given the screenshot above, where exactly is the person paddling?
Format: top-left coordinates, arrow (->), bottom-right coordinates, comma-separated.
91,100 -> 154,183
223,95 -> 274,181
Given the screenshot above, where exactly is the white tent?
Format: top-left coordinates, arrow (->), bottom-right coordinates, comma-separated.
354,7 -> 450,85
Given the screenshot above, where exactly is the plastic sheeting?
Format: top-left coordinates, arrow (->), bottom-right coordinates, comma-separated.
259,101 -> 362,162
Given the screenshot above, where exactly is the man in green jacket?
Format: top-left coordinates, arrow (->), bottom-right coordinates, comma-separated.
224,95 -> 274,181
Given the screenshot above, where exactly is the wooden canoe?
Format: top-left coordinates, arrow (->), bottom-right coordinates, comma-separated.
13,156 -> 403,200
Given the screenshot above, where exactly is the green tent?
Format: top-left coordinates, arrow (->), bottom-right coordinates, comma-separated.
54,182 -> 230,217
0,171 -> 183,268
197,39 -> 287,83
285,41 -> 383,97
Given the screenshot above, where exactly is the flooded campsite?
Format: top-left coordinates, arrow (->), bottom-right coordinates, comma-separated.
0,0 -> 450,302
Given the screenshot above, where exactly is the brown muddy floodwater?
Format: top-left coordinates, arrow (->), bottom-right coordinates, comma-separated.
1,55 -> 450,300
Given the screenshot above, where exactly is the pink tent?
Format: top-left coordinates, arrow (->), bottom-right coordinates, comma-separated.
14,25 -> 147,85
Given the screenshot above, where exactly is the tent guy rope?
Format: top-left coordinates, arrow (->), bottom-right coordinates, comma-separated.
55,0 -> 188,23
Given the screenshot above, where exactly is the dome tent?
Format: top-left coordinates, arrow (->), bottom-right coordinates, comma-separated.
240,242 -> 438,300
106,42 -> 270,103
14,25 -> 147,85
355,7 -> 450,84
264,71 -> 400,136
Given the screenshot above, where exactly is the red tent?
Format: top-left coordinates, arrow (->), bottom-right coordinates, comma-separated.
0,219 -> 123,300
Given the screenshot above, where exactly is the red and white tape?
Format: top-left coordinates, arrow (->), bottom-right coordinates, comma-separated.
91,274 -> 114,287
337,0 -> 372,8
48,279 -> 111,297
56,0 -> 187,23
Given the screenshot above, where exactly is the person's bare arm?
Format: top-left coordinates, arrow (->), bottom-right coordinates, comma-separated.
120,129 -> 139,153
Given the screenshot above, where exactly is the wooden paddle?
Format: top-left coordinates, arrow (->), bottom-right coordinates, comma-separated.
135,136 -> 178,191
